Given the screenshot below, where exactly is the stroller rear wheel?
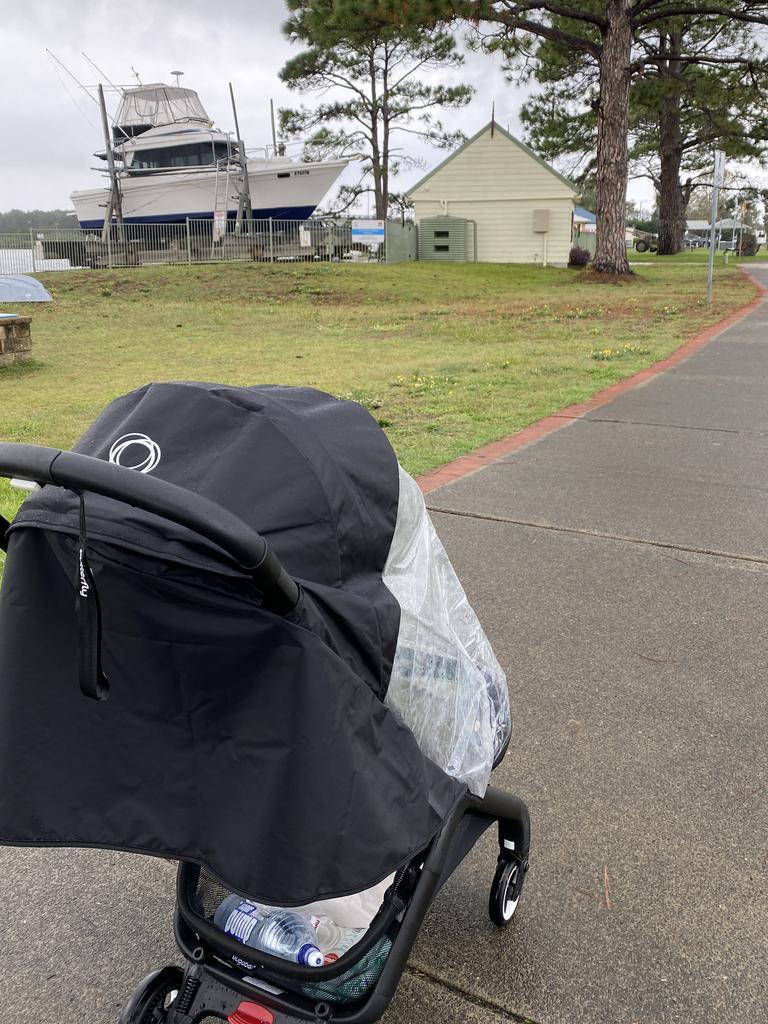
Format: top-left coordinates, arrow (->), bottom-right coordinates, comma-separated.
118,966 -> 184,1024
488,857 -> 522,927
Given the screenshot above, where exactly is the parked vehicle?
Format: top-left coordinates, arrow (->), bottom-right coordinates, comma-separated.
633,231 -> 658,253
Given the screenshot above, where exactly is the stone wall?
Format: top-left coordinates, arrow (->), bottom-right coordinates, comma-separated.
0,316 -> 32,366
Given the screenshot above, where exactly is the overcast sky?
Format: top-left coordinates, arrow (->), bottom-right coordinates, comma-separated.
0,0 -> 654,213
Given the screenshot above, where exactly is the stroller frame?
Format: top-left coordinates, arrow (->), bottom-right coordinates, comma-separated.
160,786 -> 530,1024
0,443 -> 531,1024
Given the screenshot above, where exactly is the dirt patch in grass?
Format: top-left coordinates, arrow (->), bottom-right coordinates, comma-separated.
577,266 -> 640,285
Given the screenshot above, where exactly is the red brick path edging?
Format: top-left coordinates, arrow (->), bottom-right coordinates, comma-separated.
417,266 -> 766,495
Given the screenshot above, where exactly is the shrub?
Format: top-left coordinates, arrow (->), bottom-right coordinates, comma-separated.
568,246 -> 592,267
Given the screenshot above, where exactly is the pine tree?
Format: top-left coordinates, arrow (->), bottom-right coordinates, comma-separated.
520,15 -> 768,254
279,2 -> 473,218
300,0 -> 768,275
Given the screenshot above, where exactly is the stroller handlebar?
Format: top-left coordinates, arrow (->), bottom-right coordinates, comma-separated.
0,443 -> 300,615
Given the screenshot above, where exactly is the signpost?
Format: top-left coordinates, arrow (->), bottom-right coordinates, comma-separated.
213,210 -> 227,243
352,219 -> 385,256
707,150 -> 725,303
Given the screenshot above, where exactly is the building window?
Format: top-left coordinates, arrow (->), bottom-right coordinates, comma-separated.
434,244 -> 450,252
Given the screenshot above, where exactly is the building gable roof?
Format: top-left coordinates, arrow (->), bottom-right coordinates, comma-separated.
408,121 -> 579,198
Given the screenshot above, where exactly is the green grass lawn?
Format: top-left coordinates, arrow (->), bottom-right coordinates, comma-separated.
629,246 -> 768,265
0,258 -> 758,541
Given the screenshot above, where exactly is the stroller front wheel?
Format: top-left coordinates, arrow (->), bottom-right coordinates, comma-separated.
488,857 -> 523,927
118,965 -> 184,1024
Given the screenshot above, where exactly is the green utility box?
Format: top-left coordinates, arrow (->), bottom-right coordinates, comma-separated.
417,216 -> 477,262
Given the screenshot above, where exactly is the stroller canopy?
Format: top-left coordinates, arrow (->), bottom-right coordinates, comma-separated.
0,383 -> 508,904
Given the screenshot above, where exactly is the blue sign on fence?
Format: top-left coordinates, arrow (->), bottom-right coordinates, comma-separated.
352,219 -> 385,246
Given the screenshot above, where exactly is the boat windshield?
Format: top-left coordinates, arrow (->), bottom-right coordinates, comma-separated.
129,140 -> 231,170
116,85 -> 212,133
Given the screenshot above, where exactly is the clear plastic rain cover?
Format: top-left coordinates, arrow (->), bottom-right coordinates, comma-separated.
383,467 -> 511,795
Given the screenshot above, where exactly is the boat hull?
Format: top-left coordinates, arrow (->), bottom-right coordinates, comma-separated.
72,159 -> 347,229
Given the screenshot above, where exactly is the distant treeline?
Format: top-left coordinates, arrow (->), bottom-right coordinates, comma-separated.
0,209 -> 78,232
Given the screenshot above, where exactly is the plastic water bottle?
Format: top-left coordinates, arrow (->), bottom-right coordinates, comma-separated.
214,895 -> 323,967
312,916 -> 365,962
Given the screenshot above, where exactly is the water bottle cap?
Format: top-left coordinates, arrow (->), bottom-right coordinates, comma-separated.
299,943 -> 324,967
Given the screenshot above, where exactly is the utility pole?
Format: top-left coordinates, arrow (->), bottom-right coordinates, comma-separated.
707,150 -> 725,303
98,83 -> 123,243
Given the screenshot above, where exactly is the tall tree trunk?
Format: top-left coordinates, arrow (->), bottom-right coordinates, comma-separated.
593,0 -> 632,275
656,31 -> 685,255
379,42 -> 390,220
656,115 -> 685,254
371,134 -> 386,218
368,48 -> 386,219
378,127 -> 389,219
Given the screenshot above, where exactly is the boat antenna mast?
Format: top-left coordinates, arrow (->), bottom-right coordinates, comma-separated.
229,82 -> 253,234
81,51 -> 131,141
97,83 -> 124,242
45,48 -> 103,131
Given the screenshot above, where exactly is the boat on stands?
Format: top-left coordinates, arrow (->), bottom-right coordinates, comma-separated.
71,82 -> 347,228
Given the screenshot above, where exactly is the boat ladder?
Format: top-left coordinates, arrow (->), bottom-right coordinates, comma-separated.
210,163 -> 232,258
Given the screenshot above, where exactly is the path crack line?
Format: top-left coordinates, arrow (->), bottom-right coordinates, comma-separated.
404,964 -> 545,1024
427,506 -> 768,567
556,415 -> 767,437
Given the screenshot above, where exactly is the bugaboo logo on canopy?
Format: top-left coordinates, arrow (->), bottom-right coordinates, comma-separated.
108,433 -> 162,474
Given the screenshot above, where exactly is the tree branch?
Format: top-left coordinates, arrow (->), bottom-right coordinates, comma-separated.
635,6 -> 768,29
494,14 -> 602,58
520,1 -> 607,29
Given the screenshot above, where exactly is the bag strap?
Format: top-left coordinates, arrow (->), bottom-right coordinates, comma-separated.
75,491 -> 110,702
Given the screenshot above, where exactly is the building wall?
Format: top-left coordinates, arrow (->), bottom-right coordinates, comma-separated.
410,128 -> 577,266
413,198 -> 574,265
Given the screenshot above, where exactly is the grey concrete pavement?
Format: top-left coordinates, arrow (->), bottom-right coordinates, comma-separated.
2,268 -> 767,1023
416,266 -> 768,1023
413,517 -> 768,1024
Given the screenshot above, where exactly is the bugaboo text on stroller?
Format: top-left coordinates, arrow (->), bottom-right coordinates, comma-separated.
0,383 -> 530,1024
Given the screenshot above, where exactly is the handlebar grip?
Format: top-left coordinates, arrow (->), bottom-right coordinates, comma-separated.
0,443 -> 300,615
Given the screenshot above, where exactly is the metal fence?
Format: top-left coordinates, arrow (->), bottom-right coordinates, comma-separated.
0,219 -> 418,274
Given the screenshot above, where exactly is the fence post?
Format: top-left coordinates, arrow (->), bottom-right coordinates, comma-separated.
106,224 -> 112,270
29,228 -> 37,274
269,218 -> 274,263
186,218 -> 192,264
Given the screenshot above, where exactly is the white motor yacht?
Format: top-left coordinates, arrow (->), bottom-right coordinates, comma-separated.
71,83 -> 347,228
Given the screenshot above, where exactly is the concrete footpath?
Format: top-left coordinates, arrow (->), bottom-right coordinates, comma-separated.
2,270 -> 768,1022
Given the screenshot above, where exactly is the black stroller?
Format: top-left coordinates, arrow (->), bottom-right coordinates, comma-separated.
0,383 -> 530,1024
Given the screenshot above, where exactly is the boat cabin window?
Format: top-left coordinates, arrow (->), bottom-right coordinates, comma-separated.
130,141 -> 230,170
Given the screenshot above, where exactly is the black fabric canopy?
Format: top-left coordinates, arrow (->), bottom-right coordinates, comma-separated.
0,383 -> 465,904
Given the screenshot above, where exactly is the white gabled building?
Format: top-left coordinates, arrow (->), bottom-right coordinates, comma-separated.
408,121 -> 579,266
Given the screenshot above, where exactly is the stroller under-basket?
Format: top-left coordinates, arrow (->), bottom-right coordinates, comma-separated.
0,383 -> 530,1024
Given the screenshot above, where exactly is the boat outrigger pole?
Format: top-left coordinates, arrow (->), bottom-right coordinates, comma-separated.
98,83 -> 124,242
228,82 -> 252,235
